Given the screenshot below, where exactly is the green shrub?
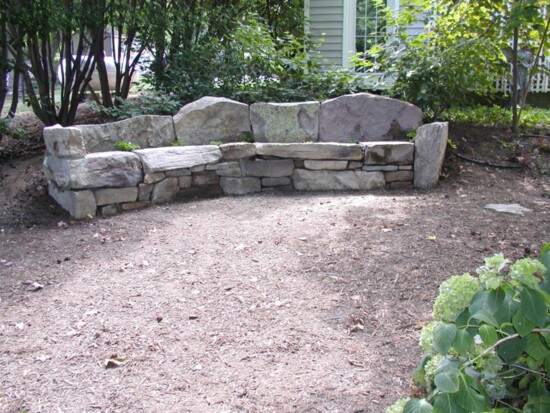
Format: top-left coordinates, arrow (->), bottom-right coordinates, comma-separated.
441,105 -> 550,130
0,117 -> 27,140
403,244 -> 550,412
100,92 -> 181,120
114,141 -> 140,151
146,13 -> 368,105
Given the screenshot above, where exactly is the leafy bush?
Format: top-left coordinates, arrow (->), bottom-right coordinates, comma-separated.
441,105 -> 550,130
100,93 -> 181,120
114,141 -> 140,151
398,244 -> 550,412
146,13 -> 367,105
0,117 -> 27,140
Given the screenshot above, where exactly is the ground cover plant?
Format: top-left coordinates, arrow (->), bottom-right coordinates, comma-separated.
387,245 -> 550,412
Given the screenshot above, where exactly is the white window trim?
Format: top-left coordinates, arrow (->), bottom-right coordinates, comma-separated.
343,0 -> 400,69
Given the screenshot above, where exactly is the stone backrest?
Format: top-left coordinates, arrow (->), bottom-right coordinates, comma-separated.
63,93 -> 423,153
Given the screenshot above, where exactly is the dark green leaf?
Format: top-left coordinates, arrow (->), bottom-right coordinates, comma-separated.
469,289 -> 504,316
497,334 -> 526,364
529,380 -> 549,398
513,308 -> 536,337
545,355 -> 550,375
452,329 -> 473,355
455,372 -> 487,412
520,287 -> 548,328
470,311 -> 499,327
525,395 -> 550,413
434,359 -> 460,393
478,324 -> 498,347
404,398 -> 434,413
433,323 -> 457,355
525,333 -> 550,362
433,393 -> 468,413
494,292 -> 519,325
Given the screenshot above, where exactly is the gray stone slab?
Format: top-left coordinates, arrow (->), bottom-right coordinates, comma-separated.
192,171 -> 220,186
43,124 -> 86,159
143,172 -> 165,184
94,187 -> 138,206
385,171 -> 414,182
44,152 -> 143,189
219,143 -> 257,160
319,93 -> 422,142
241,159 -> 294,177
414,122 -> 448,189
48,183 -> 96,219
363,165 -> 399,172
348,161 -> 363,169
134,146 -> 222,173
151,177 -> 178,204
138,184 -> 153,201
75,115 -> 176,152
220,177 -> 261,195
363,142 -> 415,165
166,168 -> 192,177
251,101 -> 319,143
173,97 -> 252,145
484,204 -> 533,215
206,162 -> 242,177
292,169 -> 384,190
262,177 -> 292,187
255,143 -> 363,160
304,160 -> 348,170
178,176 -> 192,188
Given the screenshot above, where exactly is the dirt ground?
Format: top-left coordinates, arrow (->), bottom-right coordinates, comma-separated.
0,118 -> 549,413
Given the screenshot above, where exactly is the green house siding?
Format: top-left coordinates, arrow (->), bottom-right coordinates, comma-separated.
307,0 -> 344,66
306,0 -> 426,68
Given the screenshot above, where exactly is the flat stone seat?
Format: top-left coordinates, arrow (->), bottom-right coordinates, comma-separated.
134,146 -> 222,173
255,143 -> 364,160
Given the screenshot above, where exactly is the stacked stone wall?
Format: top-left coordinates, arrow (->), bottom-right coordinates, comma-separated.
42,94 -> 448,219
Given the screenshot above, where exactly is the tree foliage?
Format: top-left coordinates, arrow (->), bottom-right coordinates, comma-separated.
366,0 -> 549,122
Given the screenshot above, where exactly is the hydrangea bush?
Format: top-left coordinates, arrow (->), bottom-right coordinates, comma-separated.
387,244 -> 550,413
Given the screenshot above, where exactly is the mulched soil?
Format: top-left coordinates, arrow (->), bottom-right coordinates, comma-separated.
0,115 -> 549,412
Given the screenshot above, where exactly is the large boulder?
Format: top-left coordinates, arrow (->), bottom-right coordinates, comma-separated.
250,102 -> 319,143
75,115 -> 176,152
44,152 -> 143,189
319,93 -> 422,142
173,97 -> 251,145
43,124 -> 86,159
414,122 -> 448,189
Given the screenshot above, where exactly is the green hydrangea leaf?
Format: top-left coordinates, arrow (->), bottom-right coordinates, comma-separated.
455,372 -> 487,412
478,324 -> 498,347
433,393 -> 468,413
404,398 -> 434,413
453,329 -> 473,355
520,287 -> 548,328
434,358 -> 460,393
433,323 -> 457,355
512,308 -> 535,337
525,333 -> 550,362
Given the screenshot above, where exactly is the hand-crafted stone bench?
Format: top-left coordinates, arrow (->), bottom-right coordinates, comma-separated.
42,94 -> 448,219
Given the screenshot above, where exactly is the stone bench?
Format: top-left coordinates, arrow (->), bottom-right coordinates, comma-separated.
42,94 -> 448,219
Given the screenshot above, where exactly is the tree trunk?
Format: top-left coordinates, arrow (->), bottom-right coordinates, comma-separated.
511,25 -> 519,134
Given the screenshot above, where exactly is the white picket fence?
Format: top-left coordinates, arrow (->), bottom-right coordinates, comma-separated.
495,58 -> 550,94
